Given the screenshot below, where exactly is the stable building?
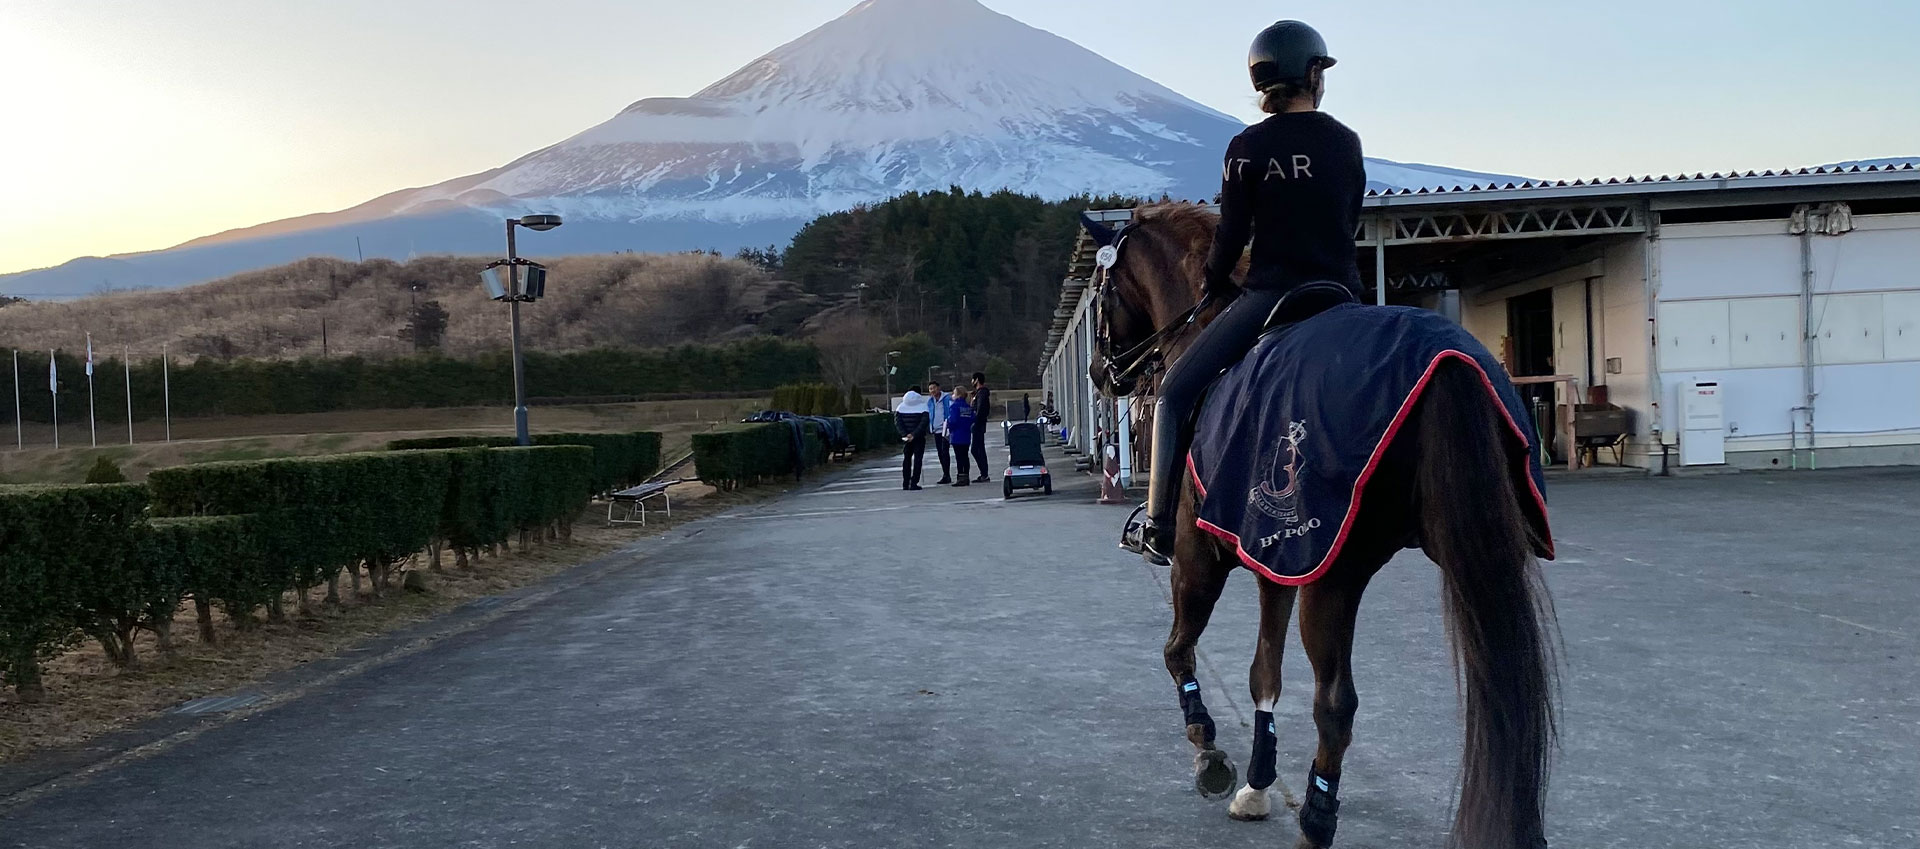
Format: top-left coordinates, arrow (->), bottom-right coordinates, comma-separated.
1042,162 -> 1920,478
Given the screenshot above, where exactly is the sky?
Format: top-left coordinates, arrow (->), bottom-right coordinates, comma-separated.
3,0 -> 1917,275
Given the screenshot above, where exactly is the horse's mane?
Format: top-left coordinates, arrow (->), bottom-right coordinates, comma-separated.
1129,203 -> 1242,300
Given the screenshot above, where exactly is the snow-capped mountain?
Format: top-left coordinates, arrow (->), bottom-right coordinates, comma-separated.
4,0 -> 1516,298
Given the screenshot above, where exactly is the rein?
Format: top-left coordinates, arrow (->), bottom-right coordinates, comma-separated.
1094,225 -> 1214,388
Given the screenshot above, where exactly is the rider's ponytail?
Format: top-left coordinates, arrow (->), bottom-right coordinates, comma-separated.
1257,82 -> 1305,114
1258,61 -> 1326,113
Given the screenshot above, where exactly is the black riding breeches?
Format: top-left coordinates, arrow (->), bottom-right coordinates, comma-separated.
1147,287 -> 1287,525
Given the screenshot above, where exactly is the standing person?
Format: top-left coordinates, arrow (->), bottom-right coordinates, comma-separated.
926,381 -> 953,485
968,372 -> 993,483
895,387 -> 930,491
946,387 -> 977,486
1131,19 -> 1365,566
1020,393 -> 1033,422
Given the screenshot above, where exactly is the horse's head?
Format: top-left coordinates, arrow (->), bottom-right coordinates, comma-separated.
1084,205 -> 1224,398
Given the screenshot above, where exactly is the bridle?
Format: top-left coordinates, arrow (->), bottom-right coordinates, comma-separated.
1092,222 -> 1216,394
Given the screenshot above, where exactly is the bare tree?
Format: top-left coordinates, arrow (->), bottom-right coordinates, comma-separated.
811,310 -> 890,392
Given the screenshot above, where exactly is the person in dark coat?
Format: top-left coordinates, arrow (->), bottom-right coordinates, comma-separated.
968,372 -> 993,483
895,388 -> 930,491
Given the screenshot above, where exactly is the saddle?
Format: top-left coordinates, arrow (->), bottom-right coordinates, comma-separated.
1185,303 -> 1551,585
1260,281 -> 1357,331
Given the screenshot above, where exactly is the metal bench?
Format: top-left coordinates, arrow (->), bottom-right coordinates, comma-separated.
607,480 -> 687,526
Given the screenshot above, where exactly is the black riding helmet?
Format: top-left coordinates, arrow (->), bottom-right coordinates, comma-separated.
1248,20 -> 1336,92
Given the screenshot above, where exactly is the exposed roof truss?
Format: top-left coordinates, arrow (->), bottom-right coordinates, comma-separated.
1362,203 -> 1645,246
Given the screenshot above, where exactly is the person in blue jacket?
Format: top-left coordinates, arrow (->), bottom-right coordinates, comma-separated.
945,390 -> 977,486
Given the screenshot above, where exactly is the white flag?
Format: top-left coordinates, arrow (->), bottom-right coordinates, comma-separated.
85,334 -> 94,377
48,351 -> 57,392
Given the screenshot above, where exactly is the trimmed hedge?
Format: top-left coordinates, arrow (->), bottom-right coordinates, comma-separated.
12,340 -> 822,422
1,484 -> 150,697
150,451 -> 452,605
769,383 -> 858,416
385,436 -> 510,451
149,515 -> 270,646
0,445 -> 597,699
414,445 -> 592,567
842,413 -> 894,452
692,421 -> 833,490
389,432 -> 663,496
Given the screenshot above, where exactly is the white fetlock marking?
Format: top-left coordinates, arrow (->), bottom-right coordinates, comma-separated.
1229,785 -> 1270,819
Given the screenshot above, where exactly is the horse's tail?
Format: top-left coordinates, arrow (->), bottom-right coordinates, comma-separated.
1415,359 -> 1558,849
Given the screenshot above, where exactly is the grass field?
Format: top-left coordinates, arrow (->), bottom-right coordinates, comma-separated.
0,397 -> 769,484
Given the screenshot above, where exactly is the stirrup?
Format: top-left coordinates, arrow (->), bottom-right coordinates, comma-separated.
1118,504 -> 1150,553
1121,505 -> 1173,565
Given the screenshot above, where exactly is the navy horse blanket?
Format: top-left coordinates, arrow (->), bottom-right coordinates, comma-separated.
1186,304 -> 1552,585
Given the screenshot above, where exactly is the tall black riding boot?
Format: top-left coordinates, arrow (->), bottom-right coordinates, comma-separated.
1139,423 -> 1180,565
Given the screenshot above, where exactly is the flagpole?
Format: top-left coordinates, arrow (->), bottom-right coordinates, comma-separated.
49,351 -> 58,450
125,346 -> 134,445
11,350 -> 20,451
162,343 -> 172,443
87,333 -> 97,448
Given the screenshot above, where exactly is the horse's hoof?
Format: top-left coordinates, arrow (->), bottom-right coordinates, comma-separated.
1227,785 -> 1270,821
1193,748 -> 1237,800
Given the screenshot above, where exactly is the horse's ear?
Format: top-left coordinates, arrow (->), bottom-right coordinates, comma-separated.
1080,214 -> 1117,248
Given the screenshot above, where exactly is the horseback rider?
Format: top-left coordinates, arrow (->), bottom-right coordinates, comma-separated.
1137,20 -> 1367,564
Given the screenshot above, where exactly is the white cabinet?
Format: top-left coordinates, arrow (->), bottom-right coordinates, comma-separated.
1885,291 -> 1920,361
1812,293 -> 1885,364
1659,300 -> 1732,370
1728,297 -> 1802,368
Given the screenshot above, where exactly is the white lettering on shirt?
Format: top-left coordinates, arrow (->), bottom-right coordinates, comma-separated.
1293,155 -> 1314,179
1266,158 -> 1288,180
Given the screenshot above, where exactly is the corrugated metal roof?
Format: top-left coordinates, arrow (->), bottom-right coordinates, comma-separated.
1363,160 -> 1920,199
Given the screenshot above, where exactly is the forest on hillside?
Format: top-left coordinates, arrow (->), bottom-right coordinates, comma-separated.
782,189 -> 1137,371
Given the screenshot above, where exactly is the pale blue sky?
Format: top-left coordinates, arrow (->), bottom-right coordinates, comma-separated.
3,0 -> 1916,273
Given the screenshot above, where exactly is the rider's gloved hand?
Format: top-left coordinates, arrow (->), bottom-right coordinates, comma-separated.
1204,270 -> 1241,301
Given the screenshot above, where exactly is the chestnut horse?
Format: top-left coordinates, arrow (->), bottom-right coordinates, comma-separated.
1087,205 -> 1557,849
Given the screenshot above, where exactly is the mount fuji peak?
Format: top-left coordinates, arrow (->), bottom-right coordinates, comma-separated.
3,0 -> 1519,297
380,0 -> 1248,223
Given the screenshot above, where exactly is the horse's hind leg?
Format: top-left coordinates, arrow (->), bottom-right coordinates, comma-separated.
1163,481 -> 1237,800
1229,577 -> 1298,821
1292,552 -> 1388,849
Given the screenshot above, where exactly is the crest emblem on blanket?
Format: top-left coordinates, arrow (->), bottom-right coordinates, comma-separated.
1249,421 -> 1309,524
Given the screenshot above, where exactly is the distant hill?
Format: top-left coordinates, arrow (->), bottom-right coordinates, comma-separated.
0,252 -> 828,361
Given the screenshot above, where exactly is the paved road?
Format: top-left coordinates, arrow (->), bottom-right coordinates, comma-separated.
4,438 -> 1917,848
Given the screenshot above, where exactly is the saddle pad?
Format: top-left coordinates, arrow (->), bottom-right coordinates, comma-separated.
1186,304 -> 1552,585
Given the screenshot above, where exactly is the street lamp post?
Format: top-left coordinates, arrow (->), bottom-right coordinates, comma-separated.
884,350 -> 903,405
493,215 -> 562,446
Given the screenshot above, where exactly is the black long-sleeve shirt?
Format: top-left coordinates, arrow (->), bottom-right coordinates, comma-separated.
970,386 -> 992,427
1203,111 -> 1366,295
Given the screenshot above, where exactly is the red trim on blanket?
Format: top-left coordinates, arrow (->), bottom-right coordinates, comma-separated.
1183,349 -> 1554,586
